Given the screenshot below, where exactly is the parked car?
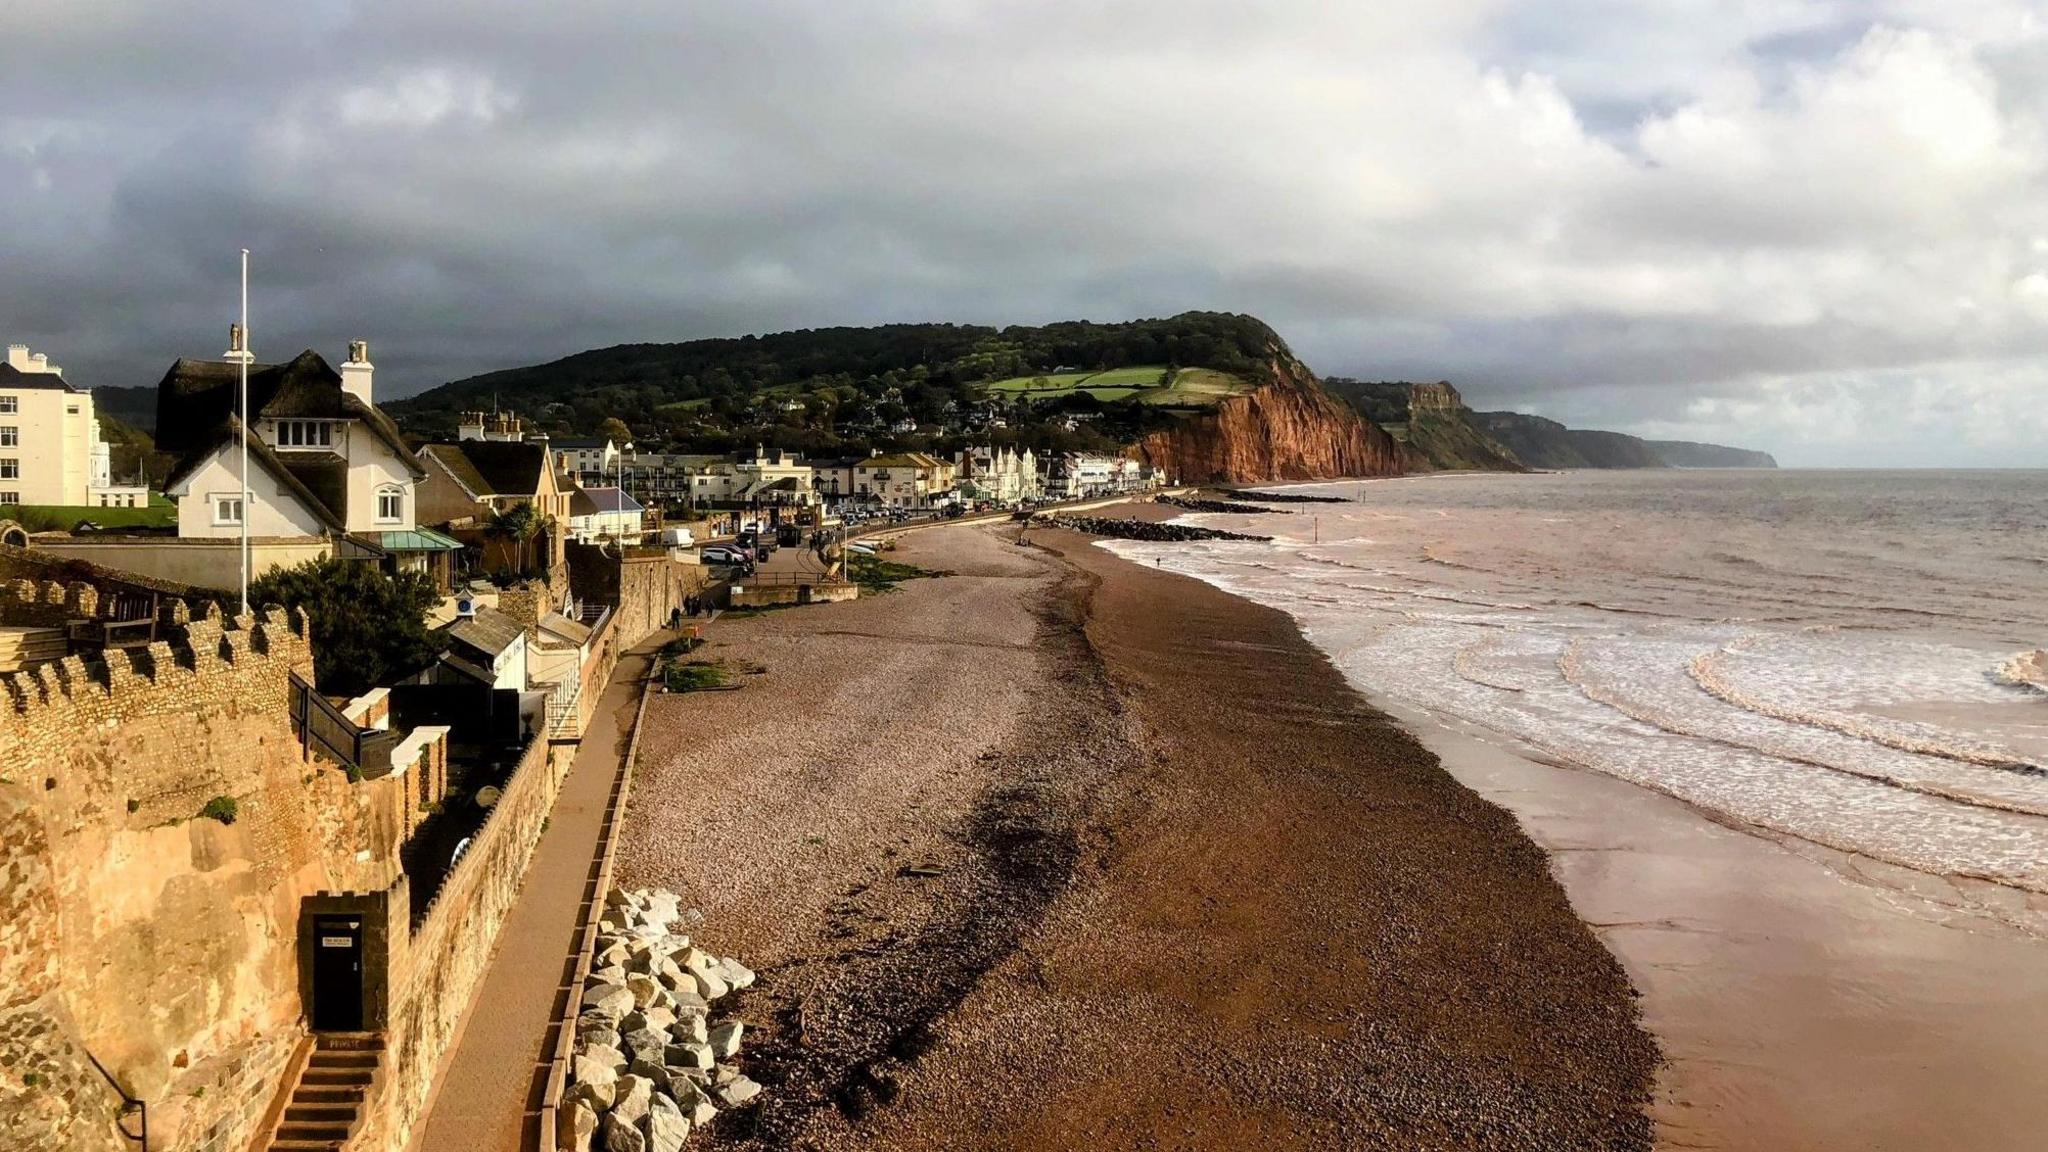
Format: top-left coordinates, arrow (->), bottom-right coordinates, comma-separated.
700,545 -> 753,570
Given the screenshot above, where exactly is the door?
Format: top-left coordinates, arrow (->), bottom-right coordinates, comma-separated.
311,916 -> 364,1031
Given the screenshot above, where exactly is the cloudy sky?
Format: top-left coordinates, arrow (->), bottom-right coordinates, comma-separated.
5,1 -> 2047,466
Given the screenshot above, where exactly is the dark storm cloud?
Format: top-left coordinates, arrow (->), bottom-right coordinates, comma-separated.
3,1 -> 2047,466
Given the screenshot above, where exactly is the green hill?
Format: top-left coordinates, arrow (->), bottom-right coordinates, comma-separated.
386,312 -> 1281,454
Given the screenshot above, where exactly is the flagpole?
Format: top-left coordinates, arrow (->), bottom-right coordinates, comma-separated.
239,249 -> 250,616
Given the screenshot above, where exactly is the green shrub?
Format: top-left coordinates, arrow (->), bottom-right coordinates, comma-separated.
199,796 -> 239,825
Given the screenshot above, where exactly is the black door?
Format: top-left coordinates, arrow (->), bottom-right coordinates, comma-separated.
311,916 -> 364,1031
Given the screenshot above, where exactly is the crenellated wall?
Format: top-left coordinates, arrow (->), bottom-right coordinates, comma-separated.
0,602 -> 413,1152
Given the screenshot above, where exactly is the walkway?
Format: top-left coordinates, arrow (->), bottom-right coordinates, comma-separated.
408,632 -> 671,1152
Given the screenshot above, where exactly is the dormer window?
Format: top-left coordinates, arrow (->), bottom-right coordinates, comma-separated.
275,420 -> 335,448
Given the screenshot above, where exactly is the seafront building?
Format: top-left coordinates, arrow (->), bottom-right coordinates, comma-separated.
0,343 -> 147,508
953,444 -> 1039,504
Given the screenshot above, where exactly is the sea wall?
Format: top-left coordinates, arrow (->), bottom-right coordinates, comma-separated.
0,603 -> 412,1152
353,728 -> 554,1152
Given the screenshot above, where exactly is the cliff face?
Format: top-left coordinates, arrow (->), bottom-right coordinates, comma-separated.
1134,350 -> 1402,484
1648,440 -> 1779,468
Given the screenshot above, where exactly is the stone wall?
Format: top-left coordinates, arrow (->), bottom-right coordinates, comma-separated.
0,603 -> 410,1152
352,729 -> 556,1152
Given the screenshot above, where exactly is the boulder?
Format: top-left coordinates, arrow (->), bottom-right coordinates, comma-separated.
602,1110 -> 647,1152
716,957 -> 756,990
594,964 -> 629,987
670,1077 -> 720,1127
715,1075 -> 763,1107
583,1043 -> 628,1072
644,1093 -> 690,1152
623,1028 -> 668,1068
665,1064 -> 712,1087
655,958 -> 690,992
627,1058 -> 670,1093
625,974 -> 662,1009
576,1022 -> 620,1054
567,1080 -> 615,1116
580,982 -> 634,1022
708,1021 -> 743,1060
691,967 -> 730,1001
572,1050 -> 624,1101
670,986 -> 708,1014
611,1073 -> 655,1126
672,1014 -> 708,1044
557,1097 -> 598,1152
597,942 -> 631,967
666,1041 -> 715,1070
567,1067 -> 616,1113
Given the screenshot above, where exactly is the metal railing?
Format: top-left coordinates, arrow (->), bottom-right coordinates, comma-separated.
84,1048 -> 146,1149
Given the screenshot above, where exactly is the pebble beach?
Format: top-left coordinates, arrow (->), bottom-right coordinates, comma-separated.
614,514 -> 1656,1150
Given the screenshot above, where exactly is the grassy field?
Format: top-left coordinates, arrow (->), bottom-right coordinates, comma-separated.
7,498 -> 175,532
980,365 -> 1249,406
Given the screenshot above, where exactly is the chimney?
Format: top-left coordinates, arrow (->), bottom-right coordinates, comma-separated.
224,322 -> 255,364
340,339 -> 374,406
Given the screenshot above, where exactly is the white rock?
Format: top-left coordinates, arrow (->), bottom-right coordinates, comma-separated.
644,1093 -> 690,1152
625,974 -> 661,1009
557,1097 -> 598,1152
716,957 -> 756,990
670,1078 -> 719,1126
707,1021 -> 743,1060
671,1014 -> 707,1044
602,1110 -> 646,1152
580,1044 -> 627,1075
715,1076 -> 762,1107
593,964 -> 628,987
623,1028 -> 668,1067
581,983 -> 634,1021
611,1074 -> 655,1125
691,967 -> 729,1001
567,1074 -> 616,1114
576,1025 -> 620,1055
665,1042 -> 715,1070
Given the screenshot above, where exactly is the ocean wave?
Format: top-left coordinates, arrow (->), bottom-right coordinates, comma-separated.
1689,648 -> 2044,776
1560,642 -> 2048,818
1996,650 -> 2048,694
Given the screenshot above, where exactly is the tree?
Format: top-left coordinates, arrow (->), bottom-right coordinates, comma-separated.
483,503 -> 552,574
251,559 -> 446,695
598,416 -> 634,445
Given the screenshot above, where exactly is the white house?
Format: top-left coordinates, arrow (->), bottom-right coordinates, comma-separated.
551,437 -> 621,483
953,445 -> 1038,504
565,485 -> 645,542
158,337 -> 424,536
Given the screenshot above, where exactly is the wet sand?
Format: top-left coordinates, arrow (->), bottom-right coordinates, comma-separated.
1403,709 -> 2048,1152
619,519 -> 1656,1150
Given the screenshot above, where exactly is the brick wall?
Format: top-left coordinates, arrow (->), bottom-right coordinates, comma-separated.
0,602 -> 411,1152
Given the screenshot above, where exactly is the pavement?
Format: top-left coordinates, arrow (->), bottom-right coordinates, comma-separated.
407,631 -> 671,1152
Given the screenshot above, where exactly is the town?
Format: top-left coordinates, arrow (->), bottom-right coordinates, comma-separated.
0,331 -> 1167,1152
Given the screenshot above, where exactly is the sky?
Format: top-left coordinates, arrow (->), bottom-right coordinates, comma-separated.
4,1 -> 2047,467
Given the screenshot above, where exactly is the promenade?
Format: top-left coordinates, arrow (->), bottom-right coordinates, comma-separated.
408,634 -> 669,1152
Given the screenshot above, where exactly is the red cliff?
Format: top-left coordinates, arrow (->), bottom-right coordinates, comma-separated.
1133,351 -> 1402,484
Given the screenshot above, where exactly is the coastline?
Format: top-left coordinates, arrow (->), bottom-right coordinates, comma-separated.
1123,481 -> 2048,1151
617,517 -> 1656,1150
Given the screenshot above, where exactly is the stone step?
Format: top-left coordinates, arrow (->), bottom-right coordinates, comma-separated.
299,1067 -> 375,1087
284,1103 -> 357,1124
275,1120 -> 353,1143
309,1050 -> 380,1069
269,1142 -> 347,1152
290,1085 -> 366,1106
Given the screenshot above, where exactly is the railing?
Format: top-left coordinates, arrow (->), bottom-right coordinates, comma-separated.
288,671 -> 400,777
83,1048 -> 146,1149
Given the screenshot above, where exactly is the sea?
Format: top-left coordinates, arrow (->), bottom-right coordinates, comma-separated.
1104,470 -> 2048,912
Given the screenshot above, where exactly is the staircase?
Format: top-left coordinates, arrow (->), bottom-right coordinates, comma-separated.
545,673 -> 584,742
0,626 -> 67,673
262,1033 -> 384,1151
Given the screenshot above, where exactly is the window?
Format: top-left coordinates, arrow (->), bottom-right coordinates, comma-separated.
0,396 -> 15,413
376,487 -> 403,522
0,427 -> 13,446
213,496 -> 244,526
0,492 -> 16,506
275,420 -> 334,448
0,459 -> 16,480
65,405 -> 79,415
